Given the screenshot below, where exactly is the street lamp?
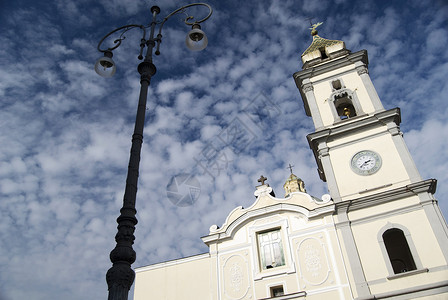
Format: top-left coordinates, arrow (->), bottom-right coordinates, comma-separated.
94,4 -> 212,300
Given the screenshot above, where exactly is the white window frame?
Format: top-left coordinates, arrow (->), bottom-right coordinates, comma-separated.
249,218 -> 295,280
258,228 -> 286,270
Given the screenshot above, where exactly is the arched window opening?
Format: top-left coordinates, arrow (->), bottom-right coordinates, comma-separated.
328,80 -> 364,123
334,94 -> 356,119
383,228 -> 416,274
319,47 -> 328,59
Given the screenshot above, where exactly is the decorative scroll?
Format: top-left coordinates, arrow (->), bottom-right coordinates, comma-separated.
302,83 -> 314,93
356,65 -> 368,75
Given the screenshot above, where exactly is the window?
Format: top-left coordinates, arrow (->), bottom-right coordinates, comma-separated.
383,228 -> 417,274
331,79 -> 355,119
250,220 -> 295,280
328,79 -> 363,122
270,286 -> 284,297
258,229 -> 285,270
319,47 -> 328,59
336,103 -> 356,119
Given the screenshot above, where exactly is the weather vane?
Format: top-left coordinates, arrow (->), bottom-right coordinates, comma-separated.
305,18 -> 323,36
310,21 -> 323,31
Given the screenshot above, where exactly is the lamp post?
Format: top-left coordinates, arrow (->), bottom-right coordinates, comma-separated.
94,4 -> 212,300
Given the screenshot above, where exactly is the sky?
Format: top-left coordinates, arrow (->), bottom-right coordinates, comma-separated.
0,0 -> 447,299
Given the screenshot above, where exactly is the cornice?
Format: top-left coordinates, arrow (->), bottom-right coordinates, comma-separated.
293,50 -> 368,87
307,108 -> 401,145
335,179 -> 437,214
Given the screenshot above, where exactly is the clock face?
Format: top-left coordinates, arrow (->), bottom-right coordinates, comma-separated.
350,150 -> 382,175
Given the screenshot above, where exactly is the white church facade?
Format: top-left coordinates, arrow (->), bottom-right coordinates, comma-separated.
133,27 -> 448,299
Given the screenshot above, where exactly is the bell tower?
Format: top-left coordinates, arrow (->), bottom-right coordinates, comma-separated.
293,24 -> 421,203
293,24 -> 448,299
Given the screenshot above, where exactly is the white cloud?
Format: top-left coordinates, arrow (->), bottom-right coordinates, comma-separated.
0,1 -> 447,299
405,119 -> 448,216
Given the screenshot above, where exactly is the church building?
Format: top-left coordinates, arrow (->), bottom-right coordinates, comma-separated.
133,26 -> 448,299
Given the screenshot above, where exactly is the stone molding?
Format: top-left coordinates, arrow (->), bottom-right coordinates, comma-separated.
334,179 -> 437,215
202,203 -> 335,245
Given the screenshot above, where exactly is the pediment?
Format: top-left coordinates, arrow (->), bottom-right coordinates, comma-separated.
202,185 -> 334,245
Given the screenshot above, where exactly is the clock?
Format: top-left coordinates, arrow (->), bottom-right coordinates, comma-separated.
350,150 -> 382,175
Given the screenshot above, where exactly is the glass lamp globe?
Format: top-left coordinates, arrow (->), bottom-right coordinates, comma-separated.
94,52 -> 116,78
186,25 -> 208,51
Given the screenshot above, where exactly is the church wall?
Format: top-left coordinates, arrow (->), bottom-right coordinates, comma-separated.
134,254 -> 214,299
329,133 -> 411,199
326,126 -> 383,148
212,210 -> 353,299
218,248 -> 254,299
349,205 -> 448,295
290,229 -> 349,297
309,64 -> 352,83
309,63 -> 377,128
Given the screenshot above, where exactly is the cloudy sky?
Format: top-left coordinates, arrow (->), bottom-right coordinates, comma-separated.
1,0 -> 447,299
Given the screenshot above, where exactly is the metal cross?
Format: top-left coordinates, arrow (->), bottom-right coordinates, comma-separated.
287,164 -> 294,174
258,175 -> 267,185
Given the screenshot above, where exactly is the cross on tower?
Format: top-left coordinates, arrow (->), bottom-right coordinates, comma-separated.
287,164 -> 294,174
257,175 -> 267,185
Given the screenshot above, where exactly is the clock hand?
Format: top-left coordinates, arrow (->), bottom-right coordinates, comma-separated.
360,159 -> 372,167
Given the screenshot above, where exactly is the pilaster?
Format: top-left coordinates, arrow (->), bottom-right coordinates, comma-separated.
318,144 -> 341,202
418,191 -> 448,264
335,209 -> 371,298
386,120 -> 422,182
302,79 -> 324,129
354,61 -> 384,112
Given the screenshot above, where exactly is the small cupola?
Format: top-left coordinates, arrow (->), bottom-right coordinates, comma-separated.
283,170 -> 306,198
301,22 -> 350,69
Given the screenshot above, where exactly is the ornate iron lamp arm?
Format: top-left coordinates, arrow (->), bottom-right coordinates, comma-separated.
155,3 -> 213,55
96,25 -> 146,53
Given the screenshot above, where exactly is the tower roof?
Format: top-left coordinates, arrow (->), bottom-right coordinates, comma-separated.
302,34 -> 344,57
301,24 -> 349,68
283,172 -> 306,197
285,172 -> 299,182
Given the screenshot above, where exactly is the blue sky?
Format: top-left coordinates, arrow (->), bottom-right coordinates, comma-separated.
1,0 -> 447,299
